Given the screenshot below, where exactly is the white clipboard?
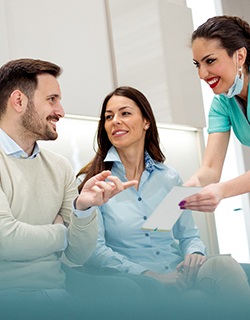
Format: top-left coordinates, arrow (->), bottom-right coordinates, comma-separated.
142,186 -> 201,231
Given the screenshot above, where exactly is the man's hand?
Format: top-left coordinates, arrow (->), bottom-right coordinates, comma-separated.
76,170 -> 138,210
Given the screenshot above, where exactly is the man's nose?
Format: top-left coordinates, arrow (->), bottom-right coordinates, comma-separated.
56,102 -> 65,118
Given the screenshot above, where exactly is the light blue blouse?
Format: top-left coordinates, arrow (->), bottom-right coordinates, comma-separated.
208,80 -> 250,146
87,147 -> 206,275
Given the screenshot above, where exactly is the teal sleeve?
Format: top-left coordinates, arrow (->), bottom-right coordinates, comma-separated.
207,95 -> 231,134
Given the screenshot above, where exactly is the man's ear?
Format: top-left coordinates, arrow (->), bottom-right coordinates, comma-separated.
10,90 -> 28,113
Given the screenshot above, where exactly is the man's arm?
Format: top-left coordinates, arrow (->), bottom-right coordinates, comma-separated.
0,188 -> 67,260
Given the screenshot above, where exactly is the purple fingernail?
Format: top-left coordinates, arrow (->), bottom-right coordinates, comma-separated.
180,206 -> 186,210
179,201 -> 186,206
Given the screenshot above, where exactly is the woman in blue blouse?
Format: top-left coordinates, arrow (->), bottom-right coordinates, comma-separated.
179,15 -> 250,212
77,86 -> 250,302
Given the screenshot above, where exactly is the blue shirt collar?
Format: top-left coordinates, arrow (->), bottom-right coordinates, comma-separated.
0,128 -> 40,159
104,146 -> 162,173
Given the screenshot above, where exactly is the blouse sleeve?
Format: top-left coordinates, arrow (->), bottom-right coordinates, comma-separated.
173,210 -> 206,256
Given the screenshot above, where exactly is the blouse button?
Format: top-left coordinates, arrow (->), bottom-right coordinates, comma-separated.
138,197 -> 142,201
145,233 -> 149,237
143,216 -> 147,220
156,251 -> 160,255
165,266 -> 169,270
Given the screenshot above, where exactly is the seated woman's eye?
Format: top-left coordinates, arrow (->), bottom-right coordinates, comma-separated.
105,115 -> 113,120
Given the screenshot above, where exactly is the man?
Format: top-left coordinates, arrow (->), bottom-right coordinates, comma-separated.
0,58 -> 145,319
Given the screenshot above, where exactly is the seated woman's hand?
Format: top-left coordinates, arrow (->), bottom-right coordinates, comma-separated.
143,270 -> 189,291
76,170 -> 138,210
176,253 -> 207,286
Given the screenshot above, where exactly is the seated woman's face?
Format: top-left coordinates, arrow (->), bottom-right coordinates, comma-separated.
104,95 -> 149,150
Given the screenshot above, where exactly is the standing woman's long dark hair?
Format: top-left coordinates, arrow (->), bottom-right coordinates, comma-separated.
77,86 -> 165,192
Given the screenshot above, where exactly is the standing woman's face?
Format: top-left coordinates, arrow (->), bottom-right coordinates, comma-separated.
192,38 -> 240,95
103,95 -> 149,151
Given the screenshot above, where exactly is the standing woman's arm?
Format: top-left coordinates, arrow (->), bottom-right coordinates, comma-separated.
184,131 -> 230,187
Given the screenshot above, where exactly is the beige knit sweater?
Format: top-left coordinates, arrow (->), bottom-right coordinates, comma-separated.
0,146 -> 97,289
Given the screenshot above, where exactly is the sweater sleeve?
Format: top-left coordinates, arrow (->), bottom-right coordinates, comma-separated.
0,187 -> 68,260
56,163 -> 98,266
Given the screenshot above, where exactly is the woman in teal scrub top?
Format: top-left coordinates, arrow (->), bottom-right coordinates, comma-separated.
179,15 -> 250,212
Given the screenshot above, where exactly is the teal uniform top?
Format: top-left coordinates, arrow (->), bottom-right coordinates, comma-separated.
208,80 -> 250,147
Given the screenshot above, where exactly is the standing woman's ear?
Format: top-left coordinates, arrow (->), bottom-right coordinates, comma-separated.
237,47 -> 247,69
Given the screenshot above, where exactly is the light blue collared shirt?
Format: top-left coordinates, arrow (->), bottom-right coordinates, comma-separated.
87,146 -> 206,275
0,128 -> 40,159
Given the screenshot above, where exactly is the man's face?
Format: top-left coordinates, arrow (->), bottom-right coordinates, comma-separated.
21,74 -> 64,141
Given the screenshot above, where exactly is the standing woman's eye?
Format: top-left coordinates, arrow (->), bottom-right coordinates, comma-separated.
193,61 -> 200,68
206,58 -> 216,65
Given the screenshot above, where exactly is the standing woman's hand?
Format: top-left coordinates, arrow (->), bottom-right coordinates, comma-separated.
178,183 -> 224,212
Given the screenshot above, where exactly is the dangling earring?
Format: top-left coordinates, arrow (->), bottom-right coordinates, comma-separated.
239,66 -> 243,79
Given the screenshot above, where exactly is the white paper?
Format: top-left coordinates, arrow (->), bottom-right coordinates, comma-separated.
142,186 -> 201,231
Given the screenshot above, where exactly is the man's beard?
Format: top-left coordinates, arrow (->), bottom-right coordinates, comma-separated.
21,99 -> 58,141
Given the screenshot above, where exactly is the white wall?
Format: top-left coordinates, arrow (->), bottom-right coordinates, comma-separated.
0,0 -> 115,117
220,0 -> 250,22
108,0 -> 205,127
0,0 -> 205,127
